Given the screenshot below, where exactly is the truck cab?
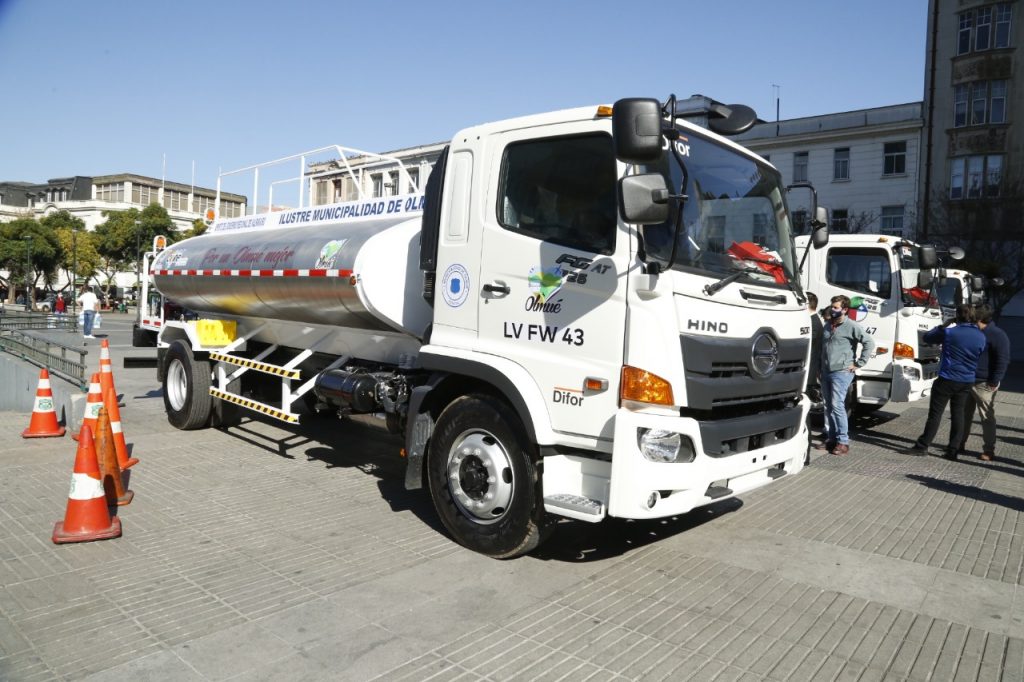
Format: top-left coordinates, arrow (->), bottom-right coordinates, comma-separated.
796,234 -> 942,408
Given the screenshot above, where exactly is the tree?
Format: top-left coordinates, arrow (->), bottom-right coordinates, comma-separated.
54,227 -> 101,293
93,204 -> 178,299
924,175 -> 1024,315
0,217 -> 61,306
183,218 -> 208,239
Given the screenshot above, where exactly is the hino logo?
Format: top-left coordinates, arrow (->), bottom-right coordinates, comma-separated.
750,332 -> 780,378
687,319 -> 729,333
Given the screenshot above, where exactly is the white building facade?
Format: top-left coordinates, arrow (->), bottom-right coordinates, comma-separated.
735,103 -> 924,239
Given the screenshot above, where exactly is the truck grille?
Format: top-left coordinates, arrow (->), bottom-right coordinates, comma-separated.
917,330 -> 941,361
680,332 -> 809,411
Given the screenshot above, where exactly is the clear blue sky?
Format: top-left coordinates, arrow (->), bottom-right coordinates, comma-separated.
0,0 -> 927,203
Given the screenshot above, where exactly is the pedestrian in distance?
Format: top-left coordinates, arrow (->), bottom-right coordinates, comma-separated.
815,295 -> 875,455
77,285 -> 99,339
54,294 -> 66,318
908,304 -> 987,460
957,304 -> 1011,461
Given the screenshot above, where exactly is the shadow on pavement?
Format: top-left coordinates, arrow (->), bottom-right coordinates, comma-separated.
533,498 -> 744,563
906,474 -> 1024,512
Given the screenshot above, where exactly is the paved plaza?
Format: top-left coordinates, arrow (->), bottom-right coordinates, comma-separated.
0,315 -> 1022,681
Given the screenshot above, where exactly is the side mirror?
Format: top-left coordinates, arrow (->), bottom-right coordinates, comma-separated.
917,271 -> 934,289
918,245 -> 938,269
706,103 -> 758,137
991,277 -> 1004,287
619,174 -> 670,224
612,98 -> 663,164
970,292 -> 985,304
948,246 -> 965,261
971,276 -> 985,290
938,268 -> 948,285
811,223 -> 829,249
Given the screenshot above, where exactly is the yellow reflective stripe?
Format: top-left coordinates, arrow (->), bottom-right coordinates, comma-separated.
209,353 -> 300,379
208,388 -> 299,423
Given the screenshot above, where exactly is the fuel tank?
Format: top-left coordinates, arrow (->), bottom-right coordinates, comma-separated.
151,213 -> 432,340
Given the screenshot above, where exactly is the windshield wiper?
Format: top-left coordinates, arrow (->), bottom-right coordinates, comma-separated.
703,268 -> 749,297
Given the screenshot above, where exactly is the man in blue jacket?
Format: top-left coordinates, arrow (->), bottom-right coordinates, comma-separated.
957,304 -> 1011,461
908,304 -> 987,460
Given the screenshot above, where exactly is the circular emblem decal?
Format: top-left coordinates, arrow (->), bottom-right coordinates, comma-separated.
750,332 -> 780,378
441,264 -> 471,308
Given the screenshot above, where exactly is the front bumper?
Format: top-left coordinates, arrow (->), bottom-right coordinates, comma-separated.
599,400 -> 809,520
888,359 -> 936,403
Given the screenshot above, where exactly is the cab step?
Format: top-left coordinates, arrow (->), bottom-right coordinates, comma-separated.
543,494 -> 604,522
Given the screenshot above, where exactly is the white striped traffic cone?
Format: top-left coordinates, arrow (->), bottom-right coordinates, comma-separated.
73,372 -> 103,442
22,368 -> 66,438
52,425 -> 122,544
98,339 -> 124,407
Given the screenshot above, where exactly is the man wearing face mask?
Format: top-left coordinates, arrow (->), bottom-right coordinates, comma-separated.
815,295 -> 875,455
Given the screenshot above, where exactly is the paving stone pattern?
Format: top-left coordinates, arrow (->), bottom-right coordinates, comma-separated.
0,319 -> 1022,681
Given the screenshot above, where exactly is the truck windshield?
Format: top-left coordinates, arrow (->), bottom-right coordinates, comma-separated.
641,128 -> 797,287
936,278 -> 964,308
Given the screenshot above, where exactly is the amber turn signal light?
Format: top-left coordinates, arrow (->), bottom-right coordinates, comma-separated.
894,342 -> 915,359
620,366 -> 674,406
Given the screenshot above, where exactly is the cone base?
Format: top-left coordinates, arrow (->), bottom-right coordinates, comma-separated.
122,457 -> 139,469
23,426 -> 66,439
111,489 -> 134,506
52,516 -> 122,544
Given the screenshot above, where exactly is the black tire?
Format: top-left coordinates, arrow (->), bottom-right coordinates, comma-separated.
163,340 -> 212,430
427,394 -> 545,559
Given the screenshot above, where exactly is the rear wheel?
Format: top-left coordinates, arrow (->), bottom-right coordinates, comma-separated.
163,340 -> 212,430
427,394 -> 545,558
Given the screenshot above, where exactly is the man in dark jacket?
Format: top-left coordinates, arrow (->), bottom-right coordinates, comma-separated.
958,304 -> 1011,461
909,304 -> 987,460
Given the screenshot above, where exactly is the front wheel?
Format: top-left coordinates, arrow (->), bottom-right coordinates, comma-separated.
427,394 -> 545,558
163,340 -> 212,430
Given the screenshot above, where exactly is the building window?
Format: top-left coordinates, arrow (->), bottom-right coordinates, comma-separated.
793,151 -> 808,182
132,184 -> 158,206
389,171 -> 400,196
831,208 -> 849,233
883,142 -> 906,176
193,195 -> 215,215
954,85 -> 968,127
97,183 -> 125,203
163,189 -> 187,212
990,80 -> 1007,123
958,12 -> 973,54
880,206 -> 904,236
960,5 -> 1012,53
792,210 -> 807,234
995,4 -> 1012,47
408,168 -> 420,193
833,148 -> 850,180
752,213 -> 769,246
950,155 -> 1004,199
372,174 -> 384,198
976,7 -> 993,50
971,82 -> 988,124
315,180 -> 329,205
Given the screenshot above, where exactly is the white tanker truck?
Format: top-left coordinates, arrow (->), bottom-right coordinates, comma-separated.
153,97 -> 826,557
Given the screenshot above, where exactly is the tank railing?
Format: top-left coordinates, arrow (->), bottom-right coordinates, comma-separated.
215,144 -> 417,219
0,327 -> 88,389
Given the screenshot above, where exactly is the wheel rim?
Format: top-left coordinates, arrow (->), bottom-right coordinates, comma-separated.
446,428 -> 514,524
167,358 -> 188,411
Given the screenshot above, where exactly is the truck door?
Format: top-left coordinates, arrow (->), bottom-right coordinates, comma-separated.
817,245 -> 898,392
476,130 -> 628,442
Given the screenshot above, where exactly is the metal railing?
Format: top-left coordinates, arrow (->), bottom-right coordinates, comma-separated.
0,328 -> 88,389
0,310 -> 79,332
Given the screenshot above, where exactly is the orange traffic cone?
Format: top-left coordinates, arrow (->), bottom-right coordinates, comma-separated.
73,373 -> 103,442
104,386 -> 138,469
98,339 -> 124,407
52,425 -> 122,544
22,368 -> 66,438
95,406 -> 133,506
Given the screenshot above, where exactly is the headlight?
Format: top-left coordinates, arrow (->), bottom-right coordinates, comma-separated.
637,428 -> 696,463
902,366 -> 921,381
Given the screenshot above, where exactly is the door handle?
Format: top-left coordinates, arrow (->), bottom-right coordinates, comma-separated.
483,282 -> 510,296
